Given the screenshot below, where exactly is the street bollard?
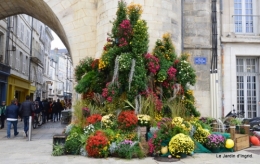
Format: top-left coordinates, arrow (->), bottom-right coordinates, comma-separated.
28,116 -> 32,141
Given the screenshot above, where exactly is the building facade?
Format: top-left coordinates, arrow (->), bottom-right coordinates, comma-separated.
6,15 -> 32,104
50,48 -> 74,102
0,18 -> 9,103
221,0 -> 260,118
0,14 -> 54,104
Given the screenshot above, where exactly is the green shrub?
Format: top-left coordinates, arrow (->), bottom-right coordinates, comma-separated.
52,143 -> 65,156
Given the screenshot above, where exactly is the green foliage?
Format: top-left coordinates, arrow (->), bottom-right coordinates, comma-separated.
163,99 -> 187,118
75,70 -> 96,93
64,132 -> 82,155
72,101 -> 87,128
116,142 -> 145,159
153,33 -> 177,83
52,143 -> 65,156
74,57 -> 94,82
229,118 -> 242,126
127,3 -> 143,26
131,20 -> 149,56
112,0 -> 127,39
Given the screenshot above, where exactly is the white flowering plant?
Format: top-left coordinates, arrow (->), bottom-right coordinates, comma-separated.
83,124 -> 95,135
137,114 -> 151,127
118,52 -> 133,71
101,114 -> 116,128
175,54 -> 196,86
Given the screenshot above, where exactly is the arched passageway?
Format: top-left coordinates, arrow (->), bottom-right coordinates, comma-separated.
0,0 -> 98,65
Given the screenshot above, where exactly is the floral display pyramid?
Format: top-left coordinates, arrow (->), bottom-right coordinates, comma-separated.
54,1 -> 236,159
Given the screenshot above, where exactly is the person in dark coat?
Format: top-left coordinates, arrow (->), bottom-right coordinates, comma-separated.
0,101 -> 6,129
56,99 -> 63,121
19,95 -> 34,137
5,99 -> 19,138
52,100 -> 58,122
42,99 -> 49,123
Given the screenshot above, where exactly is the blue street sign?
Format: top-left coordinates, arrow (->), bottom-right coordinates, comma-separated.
194,57 -> 207,65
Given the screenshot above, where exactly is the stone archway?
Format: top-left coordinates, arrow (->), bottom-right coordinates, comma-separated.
0,0 -> 98,65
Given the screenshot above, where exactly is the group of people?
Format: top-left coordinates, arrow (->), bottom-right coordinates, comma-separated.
0,96 -> 67,139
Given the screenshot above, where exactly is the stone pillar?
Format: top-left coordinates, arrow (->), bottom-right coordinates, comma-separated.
183,0 -> 213,117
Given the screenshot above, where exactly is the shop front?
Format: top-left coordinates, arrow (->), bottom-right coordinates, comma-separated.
7,75 -> 31,105
0,63 -> 10,102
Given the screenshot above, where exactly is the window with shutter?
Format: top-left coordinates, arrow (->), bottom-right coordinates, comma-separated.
9,52 -> 12,66
26,29 -> 29,46
20,52 -> 23,72
21,24 -> 24,41
15,51 -> 19,69
22,54 -> 25,73
17,18 -> 20,38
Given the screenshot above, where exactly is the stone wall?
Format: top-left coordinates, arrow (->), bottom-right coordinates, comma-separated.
95,0 -> 182,58
183,0 -> 212,116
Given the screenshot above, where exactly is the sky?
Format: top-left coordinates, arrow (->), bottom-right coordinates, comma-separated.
51,30 -> 66,50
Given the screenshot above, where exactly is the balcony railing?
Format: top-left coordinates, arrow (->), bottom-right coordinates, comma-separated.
31,48 -> 44,65
232,15 -> 260,35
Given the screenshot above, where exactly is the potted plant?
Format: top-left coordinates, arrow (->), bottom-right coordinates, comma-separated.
204,134 -> 225,153
168,133 -> 195,158
229,118 -> 242,133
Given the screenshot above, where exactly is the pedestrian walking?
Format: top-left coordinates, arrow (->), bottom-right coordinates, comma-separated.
0,101 -> 6,129
52,100 -> 58,122
42,99 -> 49,124
19,95 -> 34,137
56,99 -> 63,121
5,99 -> 19,138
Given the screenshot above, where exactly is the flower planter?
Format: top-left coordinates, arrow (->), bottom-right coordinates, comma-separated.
139,126 -> 150,141
209,147 -> 220,153
178,152 -> 187,158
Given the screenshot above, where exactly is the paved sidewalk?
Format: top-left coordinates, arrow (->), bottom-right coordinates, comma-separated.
0,121 -> 260,164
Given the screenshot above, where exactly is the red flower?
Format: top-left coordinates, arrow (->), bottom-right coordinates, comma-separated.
144,53 -> 160,74
117,110 -> 138,131
86,130 -> 109,158
86,114 -> 102,124
91,59 -> 99,69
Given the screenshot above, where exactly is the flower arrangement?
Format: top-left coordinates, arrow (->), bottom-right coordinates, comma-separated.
118,53 -> 133,71
86,114 -> 102,125
137,114 -> 151,127
193,127 -> 211,144
175,57 -> 196,86
116,139 -> 144,159
168,133 -> 194,157
82,107 -> 90,117
101,114 -> 116,128
205,134 -> 225,149
83,124 -> 95,136
144,53 -> 160,75
64,132 -> 81,155
171,117 -> 184,126
86,130 -> 109,158
102,82 -> 120,102
117,110 -> 138,131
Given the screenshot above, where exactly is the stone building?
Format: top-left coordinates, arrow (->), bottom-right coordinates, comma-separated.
50,48 -> 74,102
220,0 -> 260,118
0,15 -> 54,104
1,0 -> 260,118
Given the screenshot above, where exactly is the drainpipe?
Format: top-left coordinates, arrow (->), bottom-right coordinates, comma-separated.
29,18 -> 33,81
220,0 -> 224,118
5,17 -> 10,65
181,0 -> 184,52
